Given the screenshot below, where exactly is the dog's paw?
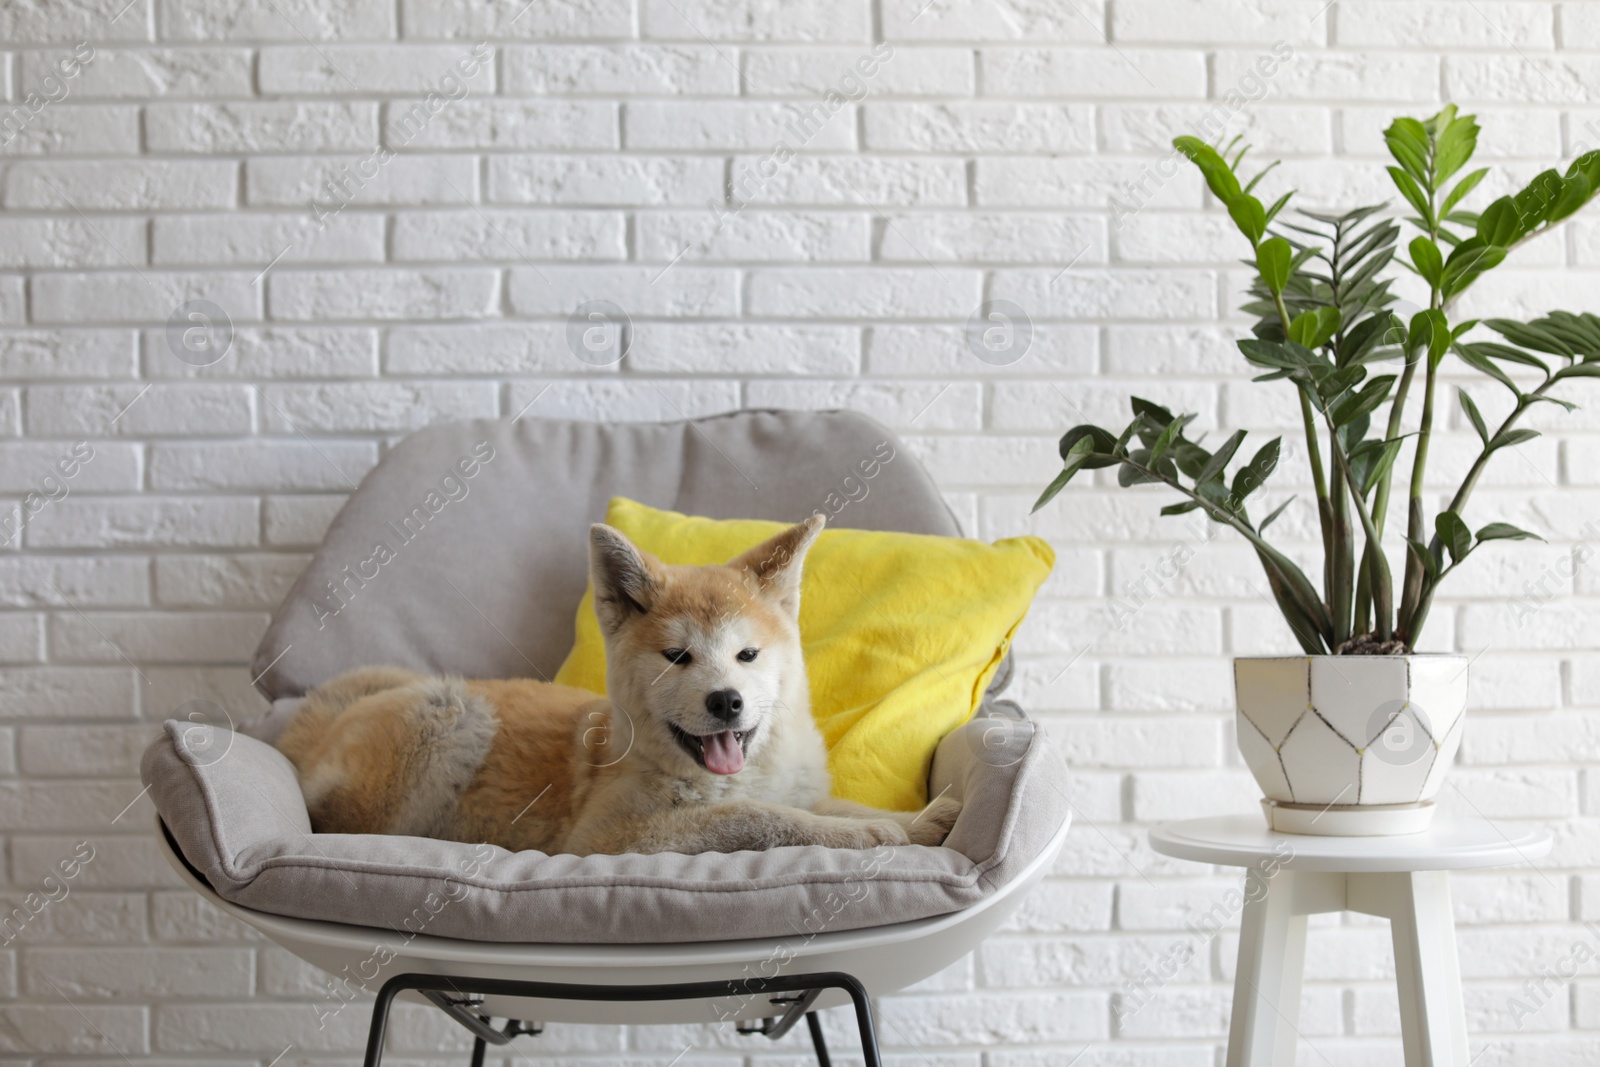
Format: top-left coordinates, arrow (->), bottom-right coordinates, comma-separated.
905,795 -> 962,846
851,818 -> 910,848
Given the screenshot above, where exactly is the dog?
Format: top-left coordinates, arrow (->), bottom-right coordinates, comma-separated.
275,515 -> 962,856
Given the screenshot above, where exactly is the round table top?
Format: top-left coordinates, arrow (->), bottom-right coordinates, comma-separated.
1149,815 -> 1553,873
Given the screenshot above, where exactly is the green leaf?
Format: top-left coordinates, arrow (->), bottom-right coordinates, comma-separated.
1148,412 -> 1194,465
1350,435 -> 1406,495
1196,429 -> 1247,485
1231,437 -> 1281,501
1339,311 -> 1403,366
1129,396 -> 1175,427
1319,361 -> 1366,394
1511,169 -> 1565,232
1570,149 -> 1600,187
1257,496 -> 1295,532
1255,236 -> 1293,294
1546,173 -> 1592,226
1169,440 -> 1213,479
1387,166 -> 1432,224
1469,341 -> 1550,376
1228,195 -> 1268,245
1112,419 -> 1142,459
1242,160 -> 1281,196
1457,388 -> 1489,445
1195,477 -> 1234,514
1238,337 -> 1320,371
1527,393 -> 1577,412
1476,521 -> 1544,543
1441,237 -> 1507,299
1436,510 -> 1473,564
1032,435 -> 1098,512
1433,108 -> 1480,186
1263,190 -> 1293,227
1440,167 -> 1489,217
1409,308 -> 1452,365
1455,344 -> 1522,397
1410,236 -> 1444,289
1058,425 -> 1122,469
1118,448 -> 1172,486
1160,500 -> 1202,516
1289,306 -> 1342,350
1534,310 -> 1600,355
1555,361 -> 1600,381
1174,135 -> 1242,205
1340,246 -> 1397,295
1032,466 -> 1075,512
1331,374 -> 1397,427
1488,427 -> 1540,450
1477,196 -> 1521,246
1486,318 -> 1578,357
1433,119 -> 1478,187
1384,117 -> 1431,181
1405,537 -> 1442,582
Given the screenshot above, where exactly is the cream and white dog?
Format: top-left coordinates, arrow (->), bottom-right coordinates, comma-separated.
276,516 -> 961,856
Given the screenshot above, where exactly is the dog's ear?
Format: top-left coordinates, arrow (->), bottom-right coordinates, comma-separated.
589,524 -> 664,632
729,514 -> 824,617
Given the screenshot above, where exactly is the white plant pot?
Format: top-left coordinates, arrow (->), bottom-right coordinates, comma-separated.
1234,655 -> 1468,836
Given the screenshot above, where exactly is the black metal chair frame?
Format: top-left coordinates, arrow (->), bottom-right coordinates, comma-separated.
362,970 -> 880,1067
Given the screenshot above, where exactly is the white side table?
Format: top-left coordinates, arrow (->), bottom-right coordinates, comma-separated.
1150,815 -> 1552,1067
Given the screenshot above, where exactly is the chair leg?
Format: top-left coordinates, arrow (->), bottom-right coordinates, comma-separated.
360,976 -> 404,1067
837,978 -> 883,1067
805,1011 -> 833,1067
370,970 -> 882,1067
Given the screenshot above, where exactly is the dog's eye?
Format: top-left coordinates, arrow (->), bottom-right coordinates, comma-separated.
737,648 -> 759,663
662,648 -> 692,665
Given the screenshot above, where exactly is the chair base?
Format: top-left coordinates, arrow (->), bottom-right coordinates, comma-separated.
364,970 -> 878,1067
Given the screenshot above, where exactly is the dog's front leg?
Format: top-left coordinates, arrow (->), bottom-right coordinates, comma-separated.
590,800 -> 911,855
811,794 -> 962,847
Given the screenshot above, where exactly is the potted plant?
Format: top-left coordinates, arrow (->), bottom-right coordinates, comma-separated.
1035,106 -> 1600,834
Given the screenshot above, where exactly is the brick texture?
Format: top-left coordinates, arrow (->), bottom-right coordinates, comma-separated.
0,1 -> 1596,1063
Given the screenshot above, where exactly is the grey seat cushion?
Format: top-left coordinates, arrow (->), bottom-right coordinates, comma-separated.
253,410 -> 966,701
142,714 -> 1068,944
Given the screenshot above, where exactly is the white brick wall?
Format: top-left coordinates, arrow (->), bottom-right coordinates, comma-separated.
2,0 -> 1599,1062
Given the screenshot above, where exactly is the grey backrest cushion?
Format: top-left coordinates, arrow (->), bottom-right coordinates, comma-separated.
143,713 -> 1068,944
254,410 -> 961,700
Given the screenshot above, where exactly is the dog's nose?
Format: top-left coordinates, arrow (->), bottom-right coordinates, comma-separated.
705,689 -> 743,722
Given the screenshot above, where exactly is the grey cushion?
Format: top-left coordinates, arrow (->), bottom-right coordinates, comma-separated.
253,410 -> 963,701
143,714 -> 1068,944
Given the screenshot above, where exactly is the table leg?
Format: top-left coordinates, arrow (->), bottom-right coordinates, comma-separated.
1351,871 -> 1469,1066
1227,868 -> 1323,1067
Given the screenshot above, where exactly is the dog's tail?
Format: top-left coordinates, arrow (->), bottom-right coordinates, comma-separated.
276,666 -> 426,767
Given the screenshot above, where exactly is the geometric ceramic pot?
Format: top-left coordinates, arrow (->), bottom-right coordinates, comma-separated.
1234,655 -> 1468,836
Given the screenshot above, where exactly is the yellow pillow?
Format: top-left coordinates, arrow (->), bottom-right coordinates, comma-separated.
554,497 -> 1054,811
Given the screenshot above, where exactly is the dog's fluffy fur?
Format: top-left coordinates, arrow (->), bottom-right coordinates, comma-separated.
276,516 -> 961,856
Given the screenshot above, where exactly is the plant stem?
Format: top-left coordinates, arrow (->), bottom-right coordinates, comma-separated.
1370,354 -> 1420,541
1441,381 -> 1549,520
1315,402 -> 1395,641
1327,427 -> 1353,646
1355,352 -> 1419,636
1406,377 -> 1556,639
1398,351 -> 1438,634
1322,220 -> 1354,647
1273,289 -> 1338,636
1395,140 -> 1449,642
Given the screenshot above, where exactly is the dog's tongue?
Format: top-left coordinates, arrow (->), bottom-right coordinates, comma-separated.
702,731 -> 745,775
